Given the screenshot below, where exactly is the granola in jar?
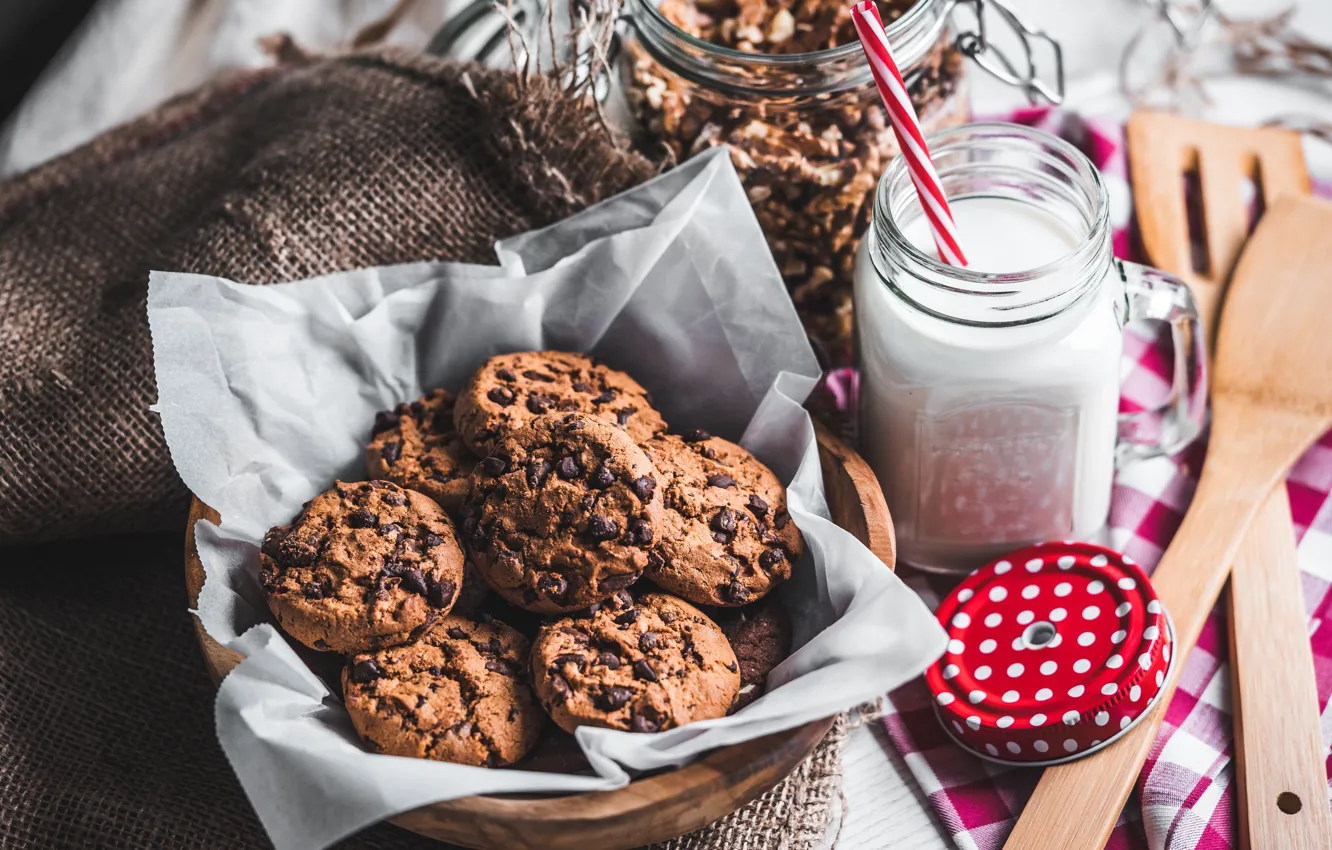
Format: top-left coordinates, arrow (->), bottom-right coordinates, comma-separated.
623,0 -> 968,364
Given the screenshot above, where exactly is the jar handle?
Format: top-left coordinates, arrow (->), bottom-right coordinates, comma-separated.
1115,259 -> 1209,467
951,0 -> 1065,105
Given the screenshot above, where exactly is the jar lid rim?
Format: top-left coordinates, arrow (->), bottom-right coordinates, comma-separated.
629,0 -> 947,71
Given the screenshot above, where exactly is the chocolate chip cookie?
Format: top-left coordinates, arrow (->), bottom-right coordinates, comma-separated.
641,432 -> 804,606
454,352 -> 666,455
366,389 -> 477,516
463,413 -> 663,613
532,592 -> 740,733
709,597 -> 793,710
342,616 -> 543,766
260,480 -> 466,653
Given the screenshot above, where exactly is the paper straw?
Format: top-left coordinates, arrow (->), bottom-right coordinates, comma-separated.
850,0 -> 968,267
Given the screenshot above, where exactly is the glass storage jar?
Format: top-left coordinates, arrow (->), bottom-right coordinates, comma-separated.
620,0 -> 1061,364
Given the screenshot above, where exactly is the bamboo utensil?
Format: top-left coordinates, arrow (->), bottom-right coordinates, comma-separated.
1003,194 -> 1332,850
1126,112 -> 1329,850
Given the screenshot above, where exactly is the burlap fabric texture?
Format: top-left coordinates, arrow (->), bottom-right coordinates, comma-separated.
0,48 -> 844,849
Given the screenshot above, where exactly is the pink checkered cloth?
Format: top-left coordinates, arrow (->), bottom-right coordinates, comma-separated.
840,108 -> 1332,850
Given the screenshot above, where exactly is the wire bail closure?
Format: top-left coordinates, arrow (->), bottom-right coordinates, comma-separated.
950,0 -> 1066,105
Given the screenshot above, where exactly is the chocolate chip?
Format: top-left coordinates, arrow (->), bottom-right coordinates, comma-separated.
725,582 -> 751,604
557,455 -> 583,480
633,660 -> 658,682
725,660 -> 739,673
712,508 -> 737,536
427,579 -> 455,608
349,659 -> 381,684
598,652 -> 622,670
398,569 -> 429,596
537,573 -> 568,600
616,408 -> 635,426
707,474 -> 736,489
549,674 -> 572,701
447,627 -> 468,639
759,549 -> 786,570
590,465 -> 615,489
598,571 -> 640,592
380,442 -> 402,464
557,398 -> 580,411
587,515 -> 620,541
486,659 -> 516,677
348,508 -> 377,529
463,514 -> 487,547
372,411 -> 400,435
429,472 -> 453,484
631,713 -> 660,733
573,381 -> 593,393
526,394 -> 555,414
593,389 -> 617,404
597,686 -> 634,711
523,370 -> 555,382
301,580 -> 327,600
682,429 -> 711,443
488,386 -> 516,407
660,609 -> 678,624
526,458 -> 552,489
614,608 -> 640,625
774,511 -> 790,530
260,527 -> 286,559
522,588 -> 538,604
747,494 -> 769,518
410,401 -> 427,419
381,490 -> 407,506
638,632 -> 658,651
423,533 -> 443,549
632,476 -> 656,502
480,454 -> 509,476
496,368 -> 517,382
628,519 -> 653,546
613,589 -> 635,608
552,653 -> 587,670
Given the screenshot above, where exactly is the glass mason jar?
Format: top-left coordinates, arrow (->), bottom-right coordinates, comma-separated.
855,123 -> 1207,574
621,0 -> 1060,365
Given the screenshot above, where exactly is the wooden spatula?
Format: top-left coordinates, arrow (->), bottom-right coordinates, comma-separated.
1003,195 -> 1332,850
1126,112 -> 1329,850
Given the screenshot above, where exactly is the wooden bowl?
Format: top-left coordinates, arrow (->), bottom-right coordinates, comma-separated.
184,422 -> 894,849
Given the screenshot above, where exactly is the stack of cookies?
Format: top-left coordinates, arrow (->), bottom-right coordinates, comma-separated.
258,351 -> 804,768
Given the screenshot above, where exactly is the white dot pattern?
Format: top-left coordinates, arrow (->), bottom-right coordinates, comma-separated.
980,639 -> 997,654
975,665 -> 992,680
1030,713 -> 1046,726
952,612 -> 971,628
990,586 -> 1008,602
969,690 -> 985,704
1035,688 -> 1053,701
1007,663 -> 1024,677
1055,582 -> 1072,597
948,639 -> 965,654
1040,660 -> 1057,675
1025,559 -> 1043,573
1034,740 -> 1049,753
985,613 -> 1003,628
1022,585 -> 1040,600
937,693 -> 954,705
1078,632 -> 1095,647
1087,580 -> 1104,595
994,561 -> 1012,574
1050,608 -> 1067,622
1073,659 -> 1091,673
1017,610 -> 1035,625
1002,690 -> 1019,703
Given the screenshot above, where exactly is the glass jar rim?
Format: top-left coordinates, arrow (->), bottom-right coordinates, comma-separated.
873,122 -> 1110,288
629,0 -> 951,97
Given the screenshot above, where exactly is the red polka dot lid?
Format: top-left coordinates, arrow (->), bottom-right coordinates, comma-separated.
926,542 -> 1174,765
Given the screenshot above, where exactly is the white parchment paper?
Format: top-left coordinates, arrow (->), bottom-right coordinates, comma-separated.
148,148 -> 947,850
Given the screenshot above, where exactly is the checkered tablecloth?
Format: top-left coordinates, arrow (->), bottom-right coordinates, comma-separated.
846,109 -> 1332,850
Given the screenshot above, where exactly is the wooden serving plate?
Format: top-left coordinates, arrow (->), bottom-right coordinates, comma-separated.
184,422 -> 895,850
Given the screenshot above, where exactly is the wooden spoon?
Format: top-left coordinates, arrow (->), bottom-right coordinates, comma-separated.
1003,194 -> 1332,850
1126,112 -> 1328,850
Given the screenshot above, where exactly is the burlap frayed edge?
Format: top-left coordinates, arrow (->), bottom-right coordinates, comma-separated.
0,47 -> 653,233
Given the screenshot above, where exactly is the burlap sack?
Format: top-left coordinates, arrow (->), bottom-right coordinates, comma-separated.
0,47 -> 653,546
0,47 -> 845,849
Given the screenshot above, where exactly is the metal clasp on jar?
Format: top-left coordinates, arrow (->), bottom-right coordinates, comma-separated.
947,0 -> 1066,105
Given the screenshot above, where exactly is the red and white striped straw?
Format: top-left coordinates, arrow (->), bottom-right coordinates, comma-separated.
850,0 -> 968,267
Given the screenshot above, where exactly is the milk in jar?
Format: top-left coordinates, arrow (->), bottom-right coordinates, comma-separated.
854,124 -> 1206,574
